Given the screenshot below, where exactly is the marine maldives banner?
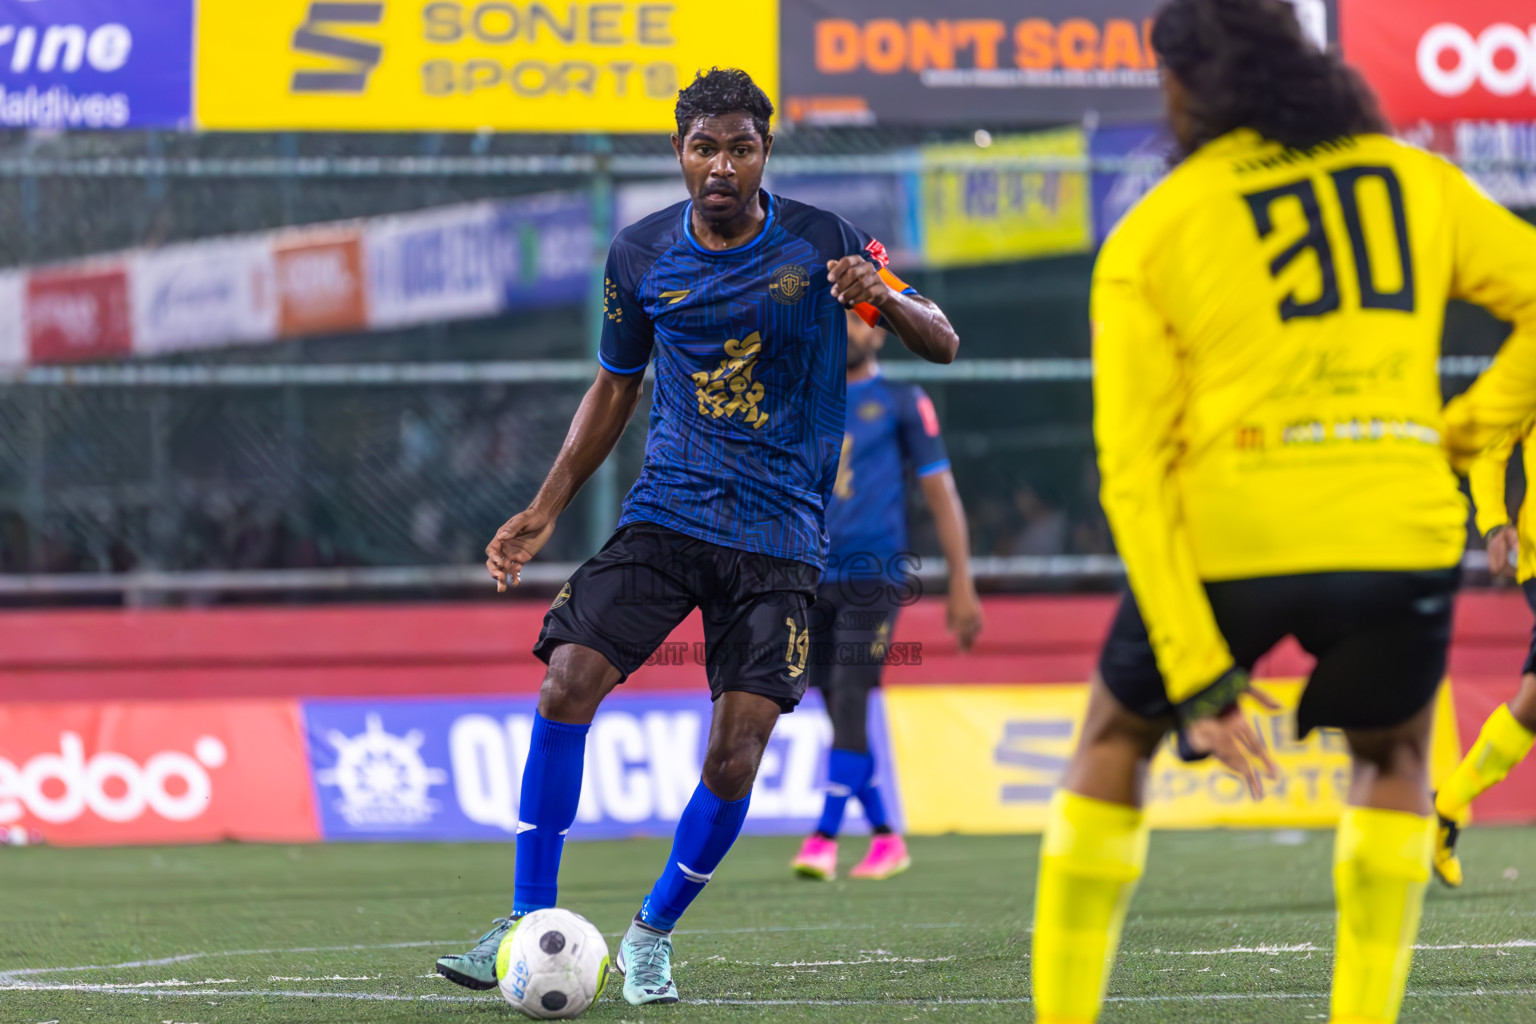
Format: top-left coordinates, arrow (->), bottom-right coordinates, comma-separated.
1341,0 -> 1536,123
0,700 -> 317,846
301,689 -> 901,843
0,0 -> 193,129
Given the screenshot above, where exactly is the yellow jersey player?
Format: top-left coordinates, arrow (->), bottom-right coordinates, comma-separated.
1431,420 -> 1536,887
1030,2 -> 1536,1024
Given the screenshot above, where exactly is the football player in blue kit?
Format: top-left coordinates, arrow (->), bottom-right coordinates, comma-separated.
434,68 -> 960,1005
791,310 -> 983,882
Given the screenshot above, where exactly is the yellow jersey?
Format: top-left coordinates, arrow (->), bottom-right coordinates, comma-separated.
1094,129 -> 1536,705
1468,418 -> 1536,583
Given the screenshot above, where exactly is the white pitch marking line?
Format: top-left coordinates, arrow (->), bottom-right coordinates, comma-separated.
0,940 -> 467,980
5,984 -> 1536,1007
268,975 -> 380,982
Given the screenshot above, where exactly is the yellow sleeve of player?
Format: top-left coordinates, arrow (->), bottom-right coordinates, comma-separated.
1468,426 -> 1519,537
1092,240 -> 1235,706
1440,165 -> 1536,470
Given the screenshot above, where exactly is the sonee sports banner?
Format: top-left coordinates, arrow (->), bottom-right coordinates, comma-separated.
195,0 -> 778,132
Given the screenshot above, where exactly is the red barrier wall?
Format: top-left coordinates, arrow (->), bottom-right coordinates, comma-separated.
0,590 -> 1524,699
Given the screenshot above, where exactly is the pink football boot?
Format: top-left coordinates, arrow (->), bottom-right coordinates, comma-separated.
791,834 -> 838,880
850,834 -> 911,880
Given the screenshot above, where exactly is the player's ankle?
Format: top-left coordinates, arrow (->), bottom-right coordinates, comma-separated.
872,825 -> 893,836
815,830 -> 835,841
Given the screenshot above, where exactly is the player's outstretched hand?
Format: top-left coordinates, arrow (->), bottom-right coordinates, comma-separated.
1184,686 -> 1281,800
827,256 -> 889,310
1487,525 -> 1519,581
485,508 -> 557,593
947,586 -> 984,652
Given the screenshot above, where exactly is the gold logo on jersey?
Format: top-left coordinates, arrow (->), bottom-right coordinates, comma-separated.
604,277 -> 622,323
660,289 -> 691,305
769,264 -> 810,305
551,582 -> 572,609
785,616 -> 810,679
834,433 -> 855,499
691,332 -> 770,429
858,401 -> 884,422
871,618 -> 891,662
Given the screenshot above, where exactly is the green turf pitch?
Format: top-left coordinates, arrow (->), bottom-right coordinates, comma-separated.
1,829 -> 1533,1023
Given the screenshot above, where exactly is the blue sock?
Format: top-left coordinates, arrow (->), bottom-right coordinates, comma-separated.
816,748 -> 873,838
639,782 -> 750,932
856,765 -> 890,832
512,713 -> 590,917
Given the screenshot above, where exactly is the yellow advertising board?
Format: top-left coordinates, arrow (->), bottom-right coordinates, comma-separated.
196,1 -> 778,132
886,682 -> 1463,834
919,128 -> 1091,268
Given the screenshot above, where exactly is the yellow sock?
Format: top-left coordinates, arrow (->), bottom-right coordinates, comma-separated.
1435,704 -> 1535,820
1330,807 -> 1434,1024
1031,791 -> 1149,1024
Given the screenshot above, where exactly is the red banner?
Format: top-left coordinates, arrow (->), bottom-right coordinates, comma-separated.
26,265 -> 133,363
0,700 -> 318,845
1342,0 -> 1536,123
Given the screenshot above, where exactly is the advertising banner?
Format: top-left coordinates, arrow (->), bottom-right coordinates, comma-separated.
496,192 -> 592,310
1399,120 -> 1536,210
0,0 -> 193,129
781,0 -> 1331,127
1341,0 -> 1536,123
301,690 -> 900,842
920,128 -> 1092,267
195,0 -> 777,133
366,202 -> 511,330
274,231 -> 369,338
769,173 -> 920,267
26,264 -> 133,363
0,271 -> 23,366
130,237 -> 277,356
886,681 -> 1463,834
0,700 -> 318,846
1089,123 -> 1168,243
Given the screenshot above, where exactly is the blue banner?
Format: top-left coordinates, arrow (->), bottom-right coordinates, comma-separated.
496,192 -> 592,311
1090,124 -> 1170,244
0,0 -> 192,129
301,690 -> 901,842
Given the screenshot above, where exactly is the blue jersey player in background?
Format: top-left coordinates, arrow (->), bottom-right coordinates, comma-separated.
435,69 -> 960,1005
791,311 -> 983,883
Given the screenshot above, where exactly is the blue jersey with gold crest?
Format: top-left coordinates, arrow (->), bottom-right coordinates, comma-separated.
599,192 -> 915,570
824,371 -> 950,581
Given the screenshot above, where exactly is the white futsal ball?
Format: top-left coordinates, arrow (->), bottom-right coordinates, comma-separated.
495,908 -> 610,1019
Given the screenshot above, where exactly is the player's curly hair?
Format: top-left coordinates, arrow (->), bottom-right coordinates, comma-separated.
674,68 -> 774,143
1152,0 -> 1387,159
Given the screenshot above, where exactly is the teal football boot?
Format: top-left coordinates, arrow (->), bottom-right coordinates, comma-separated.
614,918 -> 680,1005
435,916 -> 516,991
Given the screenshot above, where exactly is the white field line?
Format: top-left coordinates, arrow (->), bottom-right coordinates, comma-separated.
6,984 -> 1536,1007
1146,939 -> 1536,956
0,940 -> 462,981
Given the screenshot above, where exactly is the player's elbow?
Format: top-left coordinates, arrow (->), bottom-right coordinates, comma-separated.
927,330 -> 960,365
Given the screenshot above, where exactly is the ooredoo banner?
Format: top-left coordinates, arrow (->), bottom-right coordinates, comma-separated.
781,1 -> 1331,127
0,700 -> 318,845
0,0 -> 193,129
365,202 -> 511,330
195,0 -> 777,133
1341,0 -> 1536,123
301,690 -> 901,842
26,264 -> 133,363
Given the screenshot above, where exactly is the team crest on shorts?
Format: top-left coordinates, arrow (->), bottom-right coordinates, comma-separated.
769,264 -> 810,305
552,582 -> 572,609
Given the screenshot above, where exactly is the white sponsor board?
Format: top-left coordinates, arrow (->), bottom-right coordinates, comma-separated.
130,237 -> 276,355
365,201 -> 510,330
0,271 -> 25,365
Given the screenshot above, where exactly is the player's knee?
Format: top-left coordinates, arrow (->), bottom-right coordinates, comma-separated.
1510,675 -> 1536,732
537,645 -> 619,723
701,736 -> 768,801
1347,727 -> 1429,781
